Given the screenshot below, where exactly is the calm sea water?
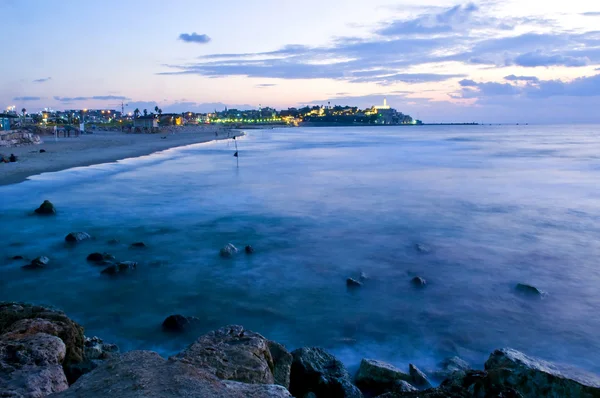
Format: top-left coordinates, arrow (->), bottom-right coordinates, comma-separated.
1,125 -> 600,376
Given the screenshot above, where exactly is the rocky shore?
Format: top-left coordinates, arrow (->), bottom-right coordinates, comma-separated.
1,302 -> 599,398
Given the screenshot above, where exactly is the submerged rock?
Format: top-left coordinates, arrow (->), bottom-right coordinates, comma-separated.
34,199 -> 56,215
411,276 -> 427,287
130,242 -> 147,248
87,252 -> 115,263
161,314 -> 201,333
101,261 -> 137,275
359,272 -> 368,281
22,255 -> 49,269
107,238 -> 120,245
347,277 -> 363,287
409,364 -> 432,389
11,255 -> 24,260
220,243 -> 239,257
171,325 -> 282,385
65,232 -> 92,243
515,283 -> 543,296
54,350 -> 292,398
245,245 -> 255,254
290,347 -> 363,398
415,243 -> 431,253
355,358 -> 411,396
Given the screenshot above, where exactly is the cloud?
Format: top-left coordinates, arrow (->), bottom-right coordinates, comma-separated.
581,12 -> 600,16
256,83 -> 277,88
13,96 -> 41,101
504,74 -> 539,83
459,79 -> 478,87
54,95 -> 130,102
514,51 -> 590,67
178,32 -> 211,44
32,77 -> 51,83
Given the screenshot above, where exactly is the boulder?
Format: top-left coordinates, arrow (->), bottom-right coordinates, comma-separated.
171,325 -> 278,384
34,200 -> 56,215
53,350 -> 292,398
409,364 -> 432,389
290,347 -> 363,398
268,340 -> 293,389
66,336 -> 120,380
22,255 -> 50,269
87,252 -> 115,263
392,380 -> 418,393
482,348 -> 600,397
0,332 -> 69,397
130,242 -> 147,248
0,302 -> 85,383
11,255 -> 24,260
411,276 -> 427,287
355,358 -> 411,396
101,261 -> 137,275
431,356 -> 470,380
220,243 -> 239,257
245,245 -> 255,254
161,314 -> 201,332
515,283 -> 543,297
65,232 -> 92,243
347,277 -> 363,288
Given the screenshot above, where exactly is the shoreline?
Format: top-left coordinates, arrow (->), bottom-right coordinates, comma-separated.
0,126 -> 242,187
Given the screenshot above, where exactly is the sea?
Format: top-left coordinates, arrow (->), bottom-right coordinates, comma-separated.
1,125 -> 600,377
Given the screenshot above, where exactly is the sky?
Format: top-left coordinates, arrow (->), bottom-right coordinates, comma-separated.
1,0 -> 600,123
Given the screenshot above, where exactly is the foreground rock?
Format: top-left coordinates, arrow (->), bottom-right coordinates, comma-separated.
411,276 -> 427,287
409,363 -> 432,389
290,347 -> 363,398
347,277 -> 363,287
22,255 -> 50,270
482,348 -> 600,397
515,283 -> 543,297
431,356 -> 470,381
355,358 -> 411,396
161,314 -> 201,332
54,351 -> 291,398
268,341 -> 293,389
66,336 -> 120,381
65,232 -> 91,243
0,302 -> 86,392
171,325 -> 286,386
34,200 -> 56,215
0,331 -> 69,397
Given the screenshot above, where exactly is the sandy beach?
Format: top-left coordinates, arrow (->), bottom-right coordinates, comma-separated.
0,126 -> 240,186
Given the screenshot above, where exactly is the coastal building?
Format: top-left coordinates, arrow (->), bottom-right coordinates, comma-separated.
0,113 -> 18,131
133,115 -> 158,131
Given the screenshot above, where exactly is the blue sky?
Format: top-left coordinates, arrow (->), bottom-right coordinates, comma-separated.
1,0 -> 600,123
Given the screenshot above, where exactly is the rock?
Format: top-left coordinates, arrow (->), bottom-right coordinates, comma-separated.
268,340 -> 293,389
11,255 -> 24,260
347,277 -> 363,287
107,238 -> 120,245
515,283 -> 543,296
65,232 -> 92,243
87,252 -> 115,263
67,336 -> 120,380
409,364 -> 432,389
171,325 -> 278,385
0,302 -> 85,383
53,350 -> 292,398
290,346 -> 363,398
161,314 -> 201,332
22,255 -> 50,269
220,243 -> 239,257
34,199 -> 56,215
415,243 -> 431,253
359,272 -> 368,281
304,393 -> 318,398
0,332 -> 69,397
355,358 -> 411,396
483,348 -> 600,397
411,276 -> 427,287
101,261 -> 137,275
130,242 -> 147,248
392,380 -> 418,393
40,149 -> 46,153
431,356 -> 470,380
245,245 -> 255,254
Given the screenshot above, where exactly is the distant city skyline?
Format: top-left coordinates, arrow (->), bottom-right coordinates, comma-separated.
2,0 -> 600,123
